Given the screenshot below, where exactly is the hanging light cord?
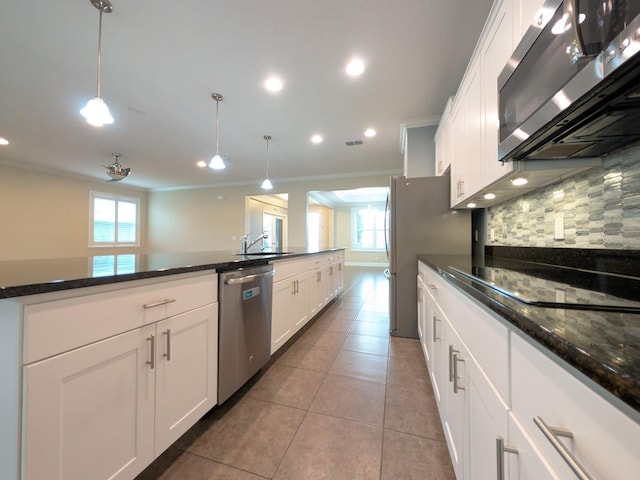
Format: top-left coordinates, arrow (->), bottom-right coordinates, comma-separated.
265,135 -> 270,178
96,8 -> 103,98
215,98 -> 220,155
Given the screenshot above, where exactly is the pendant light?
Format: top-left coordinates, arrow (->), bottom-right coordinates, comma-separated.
80,0 -> 114,127
261,135 -> 273,190
208,93 -> 226,170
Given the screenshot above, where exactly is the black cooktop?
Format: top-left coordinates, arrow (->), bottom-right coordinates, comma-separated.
449,260 -> 640,314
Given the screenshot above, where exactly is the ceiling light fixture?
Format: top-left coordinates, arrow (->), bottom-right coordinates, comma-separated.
0,137 -> 9,146
466,202 -> 477,208
311,134 -> 323,144
196,160 -> 207,168
261,135 -> 273,190
264,76 -> 283,92
484,193 -> 496,200
80,0 -> 114,127
346,58 -> 365,76
104,153 -> 130,182
208,93 -> 226,170
364,128 -> 376,137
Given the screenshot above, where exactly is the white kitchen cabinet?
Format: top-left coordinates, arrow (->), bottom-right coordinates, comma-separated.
450,55 -> 482,208
271,275 -> 296,353
511,332 -> 640,480
154,303 -> 218,455
480,0 -> 515,188
19,272 -> 218,480
507,412 -> 561,479
517,0 -> 545,43
434,97 -> 454,176
23,325 -> 156,480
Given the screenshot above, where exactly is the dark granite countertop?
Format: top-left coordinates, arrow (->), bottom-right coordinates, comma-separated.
0,248 -> 345,299
417,248 -> 640,414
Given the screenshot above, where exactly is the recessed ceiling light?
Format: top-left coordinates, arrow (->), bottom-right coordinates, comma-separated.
346,59 -> 365,77
0,137 -> 8,146
196,160 -> 207,168
484,193 -> 496,200
466,202 -> 477,208
364,128 -> 376,137
511,177 -> 528,186
311,134 -> 323,144
264,76 -> 283,92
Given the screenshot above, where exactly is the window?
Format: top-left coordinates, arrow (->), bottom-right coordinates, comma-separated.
352,206 -> 386,251
90,192 -> 139,246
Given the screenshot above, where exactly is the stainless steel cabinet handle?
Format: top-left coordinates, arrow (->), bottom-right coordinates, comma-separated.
453,351 -> 465,393
146,335 -> 155,369
163,329 -> 171,361
225,270 -> 274,285
143,298 -> 176,309
317,271 -> 321,282
432,316 -> 441,341
448,345 -> 456,382
534,416 -> 594,480
496,436 -> 518,480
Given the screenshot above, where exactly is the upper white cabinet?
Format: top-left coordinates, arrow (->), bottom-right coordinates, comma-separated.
437,0 -> 557,208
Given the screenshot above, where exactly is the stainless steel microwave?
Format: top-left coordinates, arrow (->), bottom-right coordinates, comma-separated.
498,0 -> 640,162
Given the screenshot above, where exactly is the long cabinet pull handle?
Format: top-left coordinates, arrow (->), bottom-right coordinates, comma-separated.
449,345 -> 455,382
453,352 -> 465,394
432,316 -> 441,341
163,329 -> 171,361
143,298 -> 176,309
534,417 -> 594,480
496,436 -> 518,480
146,335 -> 155,370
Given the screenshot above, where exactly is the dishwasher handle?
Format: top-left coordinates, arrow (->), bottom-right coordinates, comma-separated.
225,270 -> 275,285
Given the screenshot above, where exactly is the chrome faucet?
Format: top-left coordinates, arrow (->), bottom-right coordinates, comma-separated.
241,231 -> 269,254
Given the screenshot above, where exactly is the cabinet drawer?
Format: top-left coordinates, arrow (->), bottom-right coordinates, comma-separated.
24,273 -> 217,364
511,332 -> 640,480
272,258 -> 311,282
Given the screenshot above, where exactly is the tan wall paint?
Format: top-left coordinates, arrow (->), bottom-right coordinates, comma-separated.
148,174 -> 392,252
0,164 -> 148,260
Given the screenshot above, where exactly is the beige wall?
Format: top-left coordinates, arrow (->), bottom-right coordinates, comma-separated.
148,174 -> 392,252
0,164 -> 148,260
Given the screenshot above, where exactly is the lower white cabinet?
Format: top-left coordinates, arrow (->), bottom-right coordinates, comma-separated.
22,303 -> 218,480
23,324 -> 156,480
419,261 -> 640,480
271,252 -> 344,354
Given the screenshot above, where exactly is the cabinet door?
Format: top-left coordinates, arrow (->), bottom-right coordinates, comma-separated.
443,323 -> 467,480
23,325 -> 156,480
293,274 -> 310,330
155,303 -> 218,455
430,299 -> 448,411
271,279 -> 294,354
482,0 -> 515,186
309,268 -> 322,318
416,276 -> 426,353
466,352 -> 510,479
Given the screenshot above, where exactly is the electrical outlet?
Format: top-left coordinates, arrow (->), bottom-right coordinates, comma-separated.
554,214 -> 565,240
489,228 -> 495,242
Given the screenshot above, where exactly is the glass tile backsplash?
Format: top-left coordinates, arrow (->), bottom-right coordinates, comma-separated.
487,147 -> 640,249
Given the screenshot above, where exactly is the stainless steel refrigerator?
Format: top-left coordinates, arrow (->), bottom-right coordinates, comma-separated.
384,175 -> 470,338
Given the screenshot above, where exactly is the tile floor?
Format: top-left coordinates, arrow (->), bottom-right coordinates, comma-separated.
136,267 -> 454,480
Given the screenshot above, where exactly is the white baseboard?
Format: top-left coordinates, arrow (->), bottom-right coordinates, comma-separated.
344,262 -> 389,267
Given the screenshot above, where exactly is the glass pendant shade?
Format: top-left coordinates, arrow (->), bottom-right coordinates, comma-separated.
261,134 -> 273,190
261,178 -> 273,190
209,154 -> 226,170
80,97 -> 114,126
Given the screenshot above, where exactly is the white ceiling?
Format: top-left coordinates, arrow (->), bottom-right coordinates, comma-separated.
0,0 -> 494,191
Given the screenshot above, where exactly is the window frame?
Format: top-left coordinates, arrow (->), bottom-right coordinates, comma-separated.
350,205 -> 386,252
89,191 -> 140,247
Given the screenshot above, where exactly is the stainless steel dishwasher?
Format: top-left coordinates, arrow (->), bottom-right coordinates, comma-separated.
218,264 -> 274,404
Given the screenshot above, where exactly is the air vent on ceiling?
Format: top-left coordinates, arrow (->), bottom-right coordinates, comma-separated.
345,140 -> 363,146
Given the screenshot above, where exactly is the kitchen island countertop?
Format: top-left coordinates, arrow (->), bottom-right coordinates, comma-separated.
0,248 -> 345,299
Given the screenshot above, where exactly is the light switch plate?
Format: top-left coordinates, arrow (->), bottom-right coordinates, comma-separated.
554,214 -> 564,240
